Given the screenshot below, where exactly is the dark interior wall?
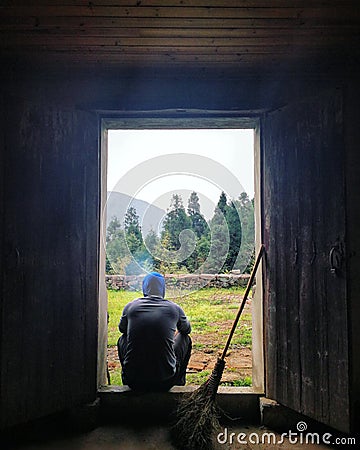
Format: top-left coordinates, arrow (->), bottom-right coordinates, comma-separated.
344,80 -> 360,433
0,68 -> 358,431
2,68 -> 341,113
0,82 -> 100,428
0,90 -> 4,416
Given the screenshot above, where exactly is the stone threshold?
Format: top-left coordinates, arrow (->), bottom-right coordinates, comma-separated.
98,385 -> 263,423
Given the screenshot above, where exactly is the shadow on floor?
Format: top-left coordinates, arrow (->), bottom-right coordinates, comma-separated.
3,422 -> 335,450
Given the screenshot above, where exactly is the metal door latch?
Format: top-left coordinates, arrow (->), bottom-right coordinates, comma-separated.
329,243 -> 343,276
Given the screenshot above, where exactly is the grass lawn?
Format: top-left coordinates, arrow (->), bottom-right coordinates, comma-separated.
107,286 -> 252,386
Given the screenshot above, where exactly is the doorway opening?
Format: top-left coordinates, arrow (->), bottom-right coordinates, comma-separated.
98,117 -> 263,392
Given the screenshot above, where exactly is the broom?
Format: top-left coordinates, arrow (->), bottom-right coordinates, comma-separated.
171,244 -> 265,450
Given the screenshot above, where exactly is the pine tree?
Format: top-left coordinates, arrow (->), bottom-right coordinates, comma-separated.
187,191 -> 201,215
124,206 -> 143,254
217,191 -> 228,214
184,191 -> 210,271
203,205 -> 229,273
162,194 -> 191,251
224,200 -> 242,271
106,216 -> 121,242
234,192 -> 255,273
205,192 -> 242,273
144,228 -> 161,271
145,228 -> 160,254
187,191 -> 208,238
105,217 -> 131,274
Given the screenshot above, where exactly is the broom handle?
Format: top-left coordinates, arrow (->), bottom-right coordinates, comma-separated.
220,244 -> 265,361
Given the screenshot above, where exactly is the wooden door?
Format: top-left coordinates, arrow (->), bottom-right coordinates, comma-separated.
0,100 -> 100,428
263,89 -> 349,432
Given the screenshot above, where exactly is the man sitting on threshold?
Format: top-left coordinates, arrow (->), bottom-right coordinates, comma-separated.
117,271 -> 192,391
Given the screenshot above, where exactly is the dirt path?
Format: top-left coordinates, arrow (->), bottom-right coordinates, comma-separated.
187,300 -> 252,384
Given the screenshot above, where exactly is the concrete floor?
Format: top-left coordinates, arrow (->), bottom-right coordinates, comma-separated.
5,423 -> 334,450
2,391 -> 345,449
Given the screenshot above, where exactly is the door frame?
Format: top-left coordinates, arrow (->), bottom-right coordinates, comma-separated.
97,113 -> 264,391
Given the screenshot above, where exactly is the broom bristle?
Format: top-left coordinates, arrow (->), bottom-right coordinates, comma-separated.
171,358 -> 225,450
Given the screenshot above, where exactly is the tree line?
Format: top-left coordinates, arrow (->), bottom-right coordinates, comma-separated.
106,191 -> 255,275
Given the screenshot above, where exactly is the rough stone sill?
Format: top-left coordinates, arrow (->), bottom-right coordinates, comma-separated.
98,385 -> 264,422
99,385 -> 264,395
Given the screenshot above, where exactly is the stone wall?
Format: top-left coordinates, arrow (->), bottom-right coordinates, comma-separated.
105,273 -> 251,291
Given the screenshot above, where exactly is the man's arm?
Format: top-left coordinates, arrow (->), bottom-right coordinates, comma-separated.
119,303 -> 129,334
176,305 -> 191,335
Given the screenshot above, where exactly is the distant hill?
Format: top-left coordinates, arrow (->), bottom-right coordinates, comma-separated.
105,191 -> 165,236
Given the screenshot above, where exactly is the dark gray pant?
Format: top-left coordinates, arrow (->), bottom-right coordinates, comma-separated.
117,333 -> 192,391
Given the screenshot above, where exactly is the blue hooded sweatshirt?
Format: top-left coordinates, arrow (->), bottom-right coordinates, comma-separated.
142,271 -> 166,298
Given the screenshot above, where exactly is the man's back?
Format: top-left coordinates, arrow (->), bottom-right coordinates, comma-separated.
120,296 -> 190,385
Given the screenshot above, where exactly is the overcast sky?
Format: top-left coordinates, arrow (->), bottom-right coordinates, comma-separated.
107,129 -> 254,219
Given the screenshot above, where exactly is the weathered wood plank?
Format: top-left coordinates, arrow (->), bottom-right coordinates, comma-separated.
319,94 -> 348,429
263,105 -> 302,411
4,1 -> 358,7
297,99 -> 319,421
0,50 -> 353,75
2,16 -> 356,30
1,27 -> 356,38
1,6 -> 359,20
263,110 -> 279,402
2,50 -> 352,73
280,111 -> 302,414
1,35 -> 355,47
0,45 -> 350,58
